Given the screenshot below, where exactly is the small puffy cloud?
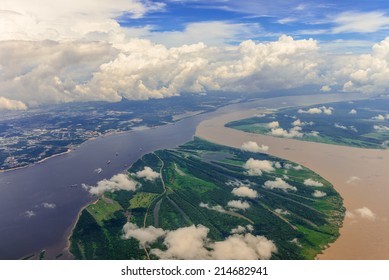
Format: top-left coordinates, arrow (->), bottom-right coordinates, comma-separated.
136,166 -> 159,181
346,176 -> 361,184
25,210 -> 36,218
227,200 -> 251,210
88,173 -> 139,196
320,85 -> 331,92
304,179 -> 324,187
232,186 -> 258,198
275,208 -> 289,215
199,202 -> 227,214
355,207 -> 376,221
334,123 -> 347,130
230,225 -> 247,234
298,106 -> 333,115
372,114 -> 386,121
0,97 -> 27,110
244,158 -> 274,176
291,119 -> 313,127
312,190 -> 327,198
123,222 -> 166,247
294,165 -> 303,170
267,121 -> 280,129
298,107 -> 322,114
308,131 -> 320,137
264,178 -> 297,192
374,125 -> 389,131
152,225 -> 210,260
274,162 -> 282,169
292,119 -> 302,126
349,109 -> 357,114
210,233 -> 277,260
321,106 -> 334,115
230,225 -> 253,234
284,163 -> 303,170
270,126 -> 303,138
42,202 -> 56,209
241,141 -> 269,153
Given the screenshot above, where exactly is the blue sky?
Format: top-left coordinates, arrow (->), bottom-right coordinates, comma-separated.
118,0 -> 389,51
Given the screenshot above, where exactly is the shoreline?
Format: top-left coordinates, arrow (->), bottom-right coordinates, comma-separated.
0,149 -> 73,173
62,197 -> 99,260
195,106 -> 389,259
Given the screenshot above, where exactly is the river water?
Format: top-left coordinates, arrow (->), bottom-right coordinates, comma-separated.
0,93 -> 366,259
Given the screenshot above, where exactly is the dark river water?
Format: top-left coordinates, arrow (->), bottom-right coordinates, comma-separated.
0,93 -> 364,259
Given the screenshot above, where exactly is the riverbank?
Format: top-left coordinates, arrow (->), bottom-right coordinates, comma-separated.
196,107 -> 389,259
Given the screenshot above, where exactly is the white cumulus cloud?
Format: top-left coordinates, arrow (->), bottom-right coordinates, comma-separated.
241,141 -> 269,153
199,202 -> 227,214
304,178 -> 324,187
136,166 -> 159,181
320,85 -> 331,92
312,190 -> 327,198
267,121 -> 280,129
151,225 -> 211,259
244,158 -> 274,176
298,106 -> 333,115
210,233 -> 277,260
123,222 -> 166,247
264,178 -> 297,192
275,208 -> 289,215
24,210 -> 36,218
232,186 -> 258,198
230,225 -> 253,234
87,173 -> 139,196
227,200 -> 251,210
0,34 -> 321,107
270,126 -> 303,138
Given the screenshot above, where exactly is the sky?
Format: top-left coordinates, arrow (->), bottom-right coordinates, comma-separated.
1,0 -> 389,110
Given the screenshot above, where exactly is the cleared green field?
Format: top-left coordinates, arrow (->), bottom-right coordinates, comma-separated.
87,199 -> 123,226
70,138 -> 344,260
129,192 -> 159,209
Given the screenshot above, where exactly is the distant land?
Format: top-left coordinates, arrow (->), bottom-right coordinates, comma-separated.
70,138 -> 344,260
0,94 -> 242,171
226,98 -> 389,149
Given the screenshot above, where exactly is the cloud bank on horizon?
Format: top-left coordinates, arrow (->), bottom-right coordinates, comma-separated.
2,0 -> 389,110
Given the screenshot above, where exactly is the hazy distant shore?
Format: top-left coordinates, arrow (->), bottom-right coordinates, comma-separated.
0,149 -> 72,173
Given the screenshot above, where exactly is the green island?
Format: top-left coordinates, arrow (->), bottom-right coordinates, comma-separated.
226,98 -> 389,149
70,138 -> 344,260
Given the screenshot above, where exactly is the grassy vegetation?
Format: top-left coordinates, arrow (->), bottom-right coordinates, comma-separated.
130,192 -> 159,209
87,199 -> 123,226
226,98 -> 389,149
70,138 -> 344,260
